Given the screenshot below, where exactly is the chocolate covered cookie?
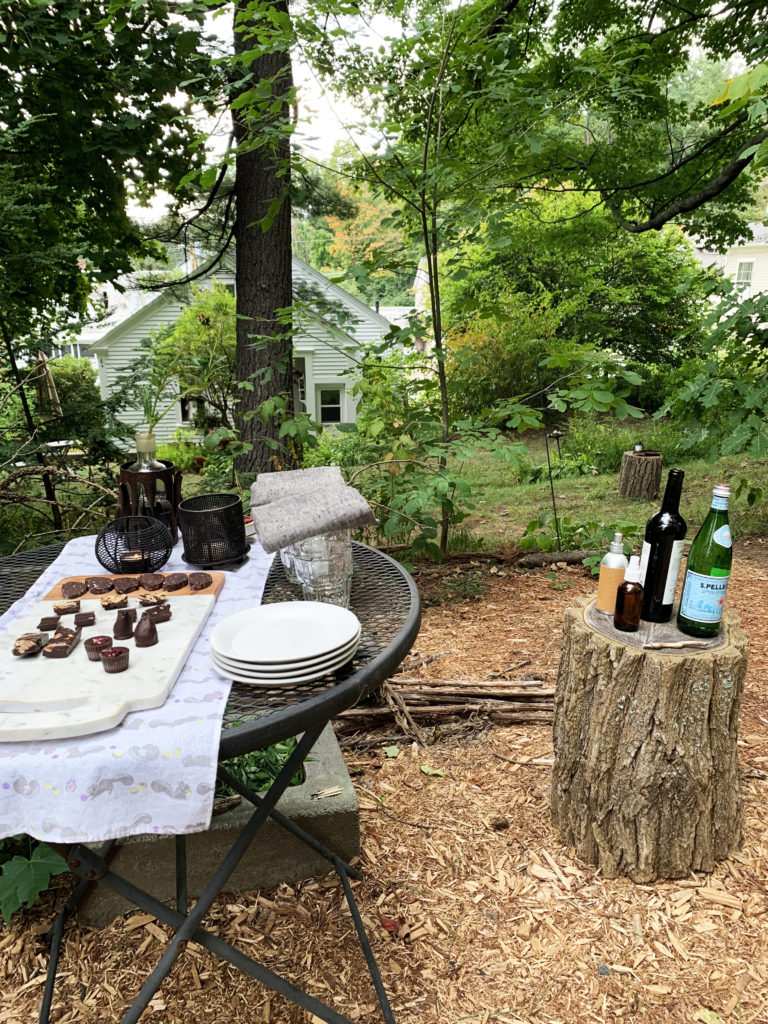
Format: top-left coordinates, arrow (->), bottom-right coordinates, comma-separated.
137,591 -> 167,606
53,599 -> 80,615
101,593 -> 127,610
163,573 -> 187,591
61,580 -> 88,599
138,573 -> 165,591
188,572 -> 212,591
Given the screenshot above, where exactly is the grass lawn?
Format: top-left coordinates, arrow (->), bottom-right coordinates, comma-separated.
451,447 -> 768,550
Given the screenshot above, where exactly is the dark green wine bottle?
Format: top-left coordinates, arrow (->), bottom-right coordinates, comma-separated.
677,484 -> 732,638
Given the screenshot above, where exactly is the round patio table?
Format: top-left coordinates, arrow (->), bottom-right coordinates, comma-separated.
30,541 -> 421,1024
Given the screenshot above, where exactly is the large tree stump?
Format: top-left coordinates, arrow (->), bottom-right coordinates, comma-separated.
551,596 -> 749,882
618,449 -> 662,500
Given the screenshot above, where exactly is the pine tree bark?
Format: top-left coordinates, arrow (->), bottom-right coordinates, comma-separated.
232,0 -> 296,475
618,450 -> 662,500
551,596 -> 748,882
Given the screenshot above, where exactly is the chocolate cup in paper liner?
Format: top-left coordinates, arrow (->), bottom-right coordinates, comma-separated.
101,645 -> 129,673
85,635 -> 113,662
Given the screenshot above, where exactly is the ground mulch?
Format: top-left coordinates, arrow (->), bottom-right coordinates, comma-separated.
1,539 -> 767,1023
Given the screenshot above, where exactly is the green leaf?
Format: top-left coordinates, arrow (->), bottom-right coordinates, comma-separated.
0,844 -> 67,924
420,764 -> 446,778
383,745 -> 400,758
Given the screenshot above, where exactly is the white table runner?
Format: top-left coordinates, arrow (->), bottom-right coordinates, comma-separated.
0,536 -> 273,843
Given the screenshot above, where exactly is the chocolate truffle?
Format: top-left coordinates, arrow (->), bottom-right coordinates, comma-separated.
12,632 -> 48,657
113,609 -> 134,640
188,572 -> 212,591
85,635 -> 113,662
137,591 -> 168,606
74,611 -> 96,627
113,576 -> 140,594
139,573 -> 165,591
101,646 -> 129,673
61,580 -> 88,599
37,615 -> 60,631
53,599 -> 80,615
163,573 -> 187,591
134,614 -> 158,648
101,593 -> 128,610
86,576 -> 114,594
146,603 -> 172,624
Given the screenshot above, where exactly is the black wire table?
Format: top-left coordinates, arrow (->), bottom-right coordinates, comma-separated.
0,542 -> 421,1024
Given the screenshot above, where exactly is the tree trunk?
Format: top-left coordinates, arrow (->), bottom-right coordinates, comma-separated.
551,596 -> 748,882
618,450 -> 662,500
232,1 -> 296,475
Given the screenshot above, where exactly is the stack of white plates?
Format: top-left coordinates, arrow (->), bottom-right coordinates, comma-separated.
209,602 -> 361,686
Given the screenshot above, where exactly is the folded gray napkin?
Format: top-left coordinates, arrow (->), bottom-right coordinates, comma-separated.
250,483 -> 377,553
250,466 -> 344,507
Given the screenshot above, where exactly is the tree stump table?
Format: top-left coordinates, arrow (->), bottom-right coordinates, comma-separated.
618,449 -> 662,500
551,596 -> 749,882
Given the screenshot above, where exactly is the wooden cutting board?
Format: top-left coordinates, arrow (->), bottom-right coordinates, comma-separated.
44,570 -> 225,602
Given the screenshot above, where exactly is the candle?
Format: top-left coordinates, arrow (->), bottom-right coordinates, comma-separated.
120,549 -> 150,572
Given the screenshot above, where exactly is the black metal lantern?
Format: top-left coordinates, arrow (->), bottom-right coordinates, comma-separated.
95,516 -> 174,574
177,493 -> 248,568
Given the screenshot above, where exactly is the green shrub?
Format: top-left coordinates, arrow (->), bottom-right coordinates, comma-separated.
302,428 -> 383,469
520,451 -> 598,483
157,429 -> 207,473
519,508 -> 642,554
562,415 -> 713,474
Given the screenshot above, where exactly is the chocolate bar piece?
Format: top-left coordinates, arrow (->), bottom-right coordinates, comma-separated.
164,573 -> 187,591
188,572 -> 212,591
74,611 -> 96,627
12,632 -> 49,657
53,599 -> 80,615
37,615 -> 60,631
43,626 -> 81,658
113,576 -> 140,594
61,580 -> 88,599
137,591 -> 168,606
86,576 -> 114,594
146,603 -> 172,624
100,593 -> 128,610
139,573 -> 165,591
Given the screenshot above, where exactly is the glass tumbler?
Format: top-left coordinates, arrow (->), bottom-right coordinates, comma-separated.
291,531 -> 353,607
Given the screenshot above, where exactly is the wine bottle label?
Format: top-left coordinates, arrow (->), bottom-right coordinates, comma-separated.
679,571 -> 730,623
639,541 -> 651,584
662,540 -> 685,605
713,524 -> 732,548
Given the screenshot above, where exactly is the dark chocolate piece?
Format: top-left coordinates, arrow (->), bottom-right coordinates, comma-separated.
101,646 -> 129,673
113,576 -> 140,594
137,591 -> 168,606
74,611 -> 96,627
12,632 -> 48,657
134,614 -> 158,648
85,635 -> 112,662
188,572 -> 212,591
101,593 -> 128,610
164,573 -> 187,591
113,609 -> 134,640
37,615 -> 60,631
86,576 -> 114,594
146,604 -> 172,624
43,626 -> 81,658
61,580 -> 88,599
139,573 -> 165,591
127,607 -> 138,624
53,599 -> 80,615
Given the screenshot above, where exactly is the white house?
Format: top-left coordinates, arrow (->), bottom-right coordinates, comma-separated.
693,221 -> 768,298
84,256 -> 393,443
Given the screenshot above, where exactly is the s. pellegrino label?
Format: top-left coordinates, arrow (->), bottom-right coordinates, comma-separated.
678,570 -> 730,624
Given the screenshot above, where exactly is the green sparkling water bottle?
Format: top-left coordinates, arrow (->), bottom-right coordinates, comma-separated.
677,484 -> 732,638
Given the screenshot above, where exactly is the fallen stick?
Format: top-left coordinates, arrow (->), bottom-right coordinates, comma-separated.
642,640 -> 710,650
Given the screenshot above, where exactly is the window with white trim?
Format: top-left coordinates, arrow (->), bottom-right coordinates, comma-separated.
736,260 -> 754,298
318,386 -> 343,424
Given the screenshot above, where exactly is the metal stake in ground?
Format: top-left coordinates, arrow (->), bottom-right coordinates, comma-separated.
544,431 -> 564,552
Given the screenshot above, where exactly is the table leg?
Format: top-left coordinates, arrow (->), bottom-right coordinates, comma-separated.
175,835 -> 187,915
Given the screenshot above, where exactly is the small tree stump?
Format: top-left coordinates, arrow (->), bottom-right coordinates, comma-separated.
618,449 -> 662,500
551,597 -> 749,882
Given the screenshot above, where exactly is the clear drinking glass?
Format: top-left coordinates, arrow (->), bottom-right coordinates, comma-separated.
279,545 -> 299,586
290,531 -> 353,607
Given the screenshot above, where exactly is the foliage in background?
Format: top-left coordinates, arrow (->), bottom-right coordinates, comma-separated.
562,415 -> 716,475
216,737 -> 302,798
0,837 -> 66,926
519,509 -> 642,557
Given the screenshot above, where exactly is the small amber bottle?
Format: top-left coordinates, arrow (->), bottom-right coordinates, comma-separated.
614,555 -> 644,632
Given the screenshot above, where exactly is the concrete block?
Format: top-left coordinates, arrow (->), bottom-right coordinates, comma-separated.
76,724 -> 359,928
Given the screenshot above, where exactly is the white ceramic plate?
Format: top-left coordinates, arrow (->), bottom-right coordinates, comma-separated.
211,629 -> 361,674
210,602 -> 361,664
210,638 -> 359,686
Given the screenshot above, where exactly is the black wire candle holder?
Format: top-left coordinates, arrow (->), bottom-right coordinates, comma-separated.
95,516 -> 174,575
177,493 -> 248,569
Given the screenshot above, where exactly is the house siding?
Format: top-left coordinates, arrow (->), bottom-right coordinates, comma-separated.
723,243 -> 768,296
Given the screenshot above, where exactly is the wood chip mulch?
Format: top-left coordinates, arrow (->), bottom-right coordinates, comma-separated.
2,539 -> 767,1023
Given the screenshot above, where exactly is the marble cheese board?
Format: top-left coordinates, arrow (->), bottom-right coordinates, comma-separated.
0,593 -> 216,741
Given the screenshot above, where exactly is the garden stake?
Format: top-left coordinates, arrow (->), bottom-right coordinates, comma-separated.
544,432 -> 562,551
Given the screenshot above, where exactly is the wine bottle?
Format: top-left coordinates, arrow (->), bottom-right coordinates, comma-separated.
677,484 -> 732,638
639,469 -> 687,623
